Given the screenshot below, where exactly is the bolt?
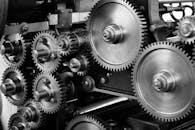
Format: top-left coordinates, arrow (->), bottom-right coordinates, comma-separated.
100,77 -> 106,84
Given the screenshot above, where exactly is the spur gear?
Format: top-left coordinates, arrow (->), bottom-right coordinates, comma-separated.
33,73 -> 66,114
32,31 -> 61,73
68,54 -> 89,76
18,100 -> 45,129
176,16 -> 195,44
58,32 -> 80,56
66,115 -> 107,130
87,0 -> 147,71
0,33 -> 26,67
8,112 -> 30,130
132,41 -> 195,122
0,67 -> 28,106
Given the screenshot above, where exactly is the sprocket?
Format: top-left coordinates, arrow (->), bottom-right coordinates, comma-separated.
132,41 -> 195,122
176,16 -> 195,44
1,67 -> 28,106
0,33 -> 26,67
66,115 -> 107,130
87,0 -> 147,71
32,31 -> 61,73
33,73 -> 66,114
58,32 -> 80,56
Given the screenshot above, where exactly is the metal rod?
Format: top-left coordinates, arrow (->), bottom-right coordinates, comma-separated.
78,97 -> 129,114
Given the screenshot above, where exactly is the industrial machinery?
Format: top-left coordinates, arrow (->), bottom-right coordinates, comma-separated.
1,0 -> 195,130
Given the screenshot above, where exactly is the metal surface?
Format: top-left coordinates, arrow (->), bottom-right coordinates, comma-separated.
132,41 -> 195,122
32,31 -> 61,73
1,67 -> 28,106
33,73 -> 66,114
4,22 -> 49,35
78,97 -> 129,114
177,16 -> 195,44
87,0 -> 146,71
0,34 -> 26,67
66,115 -> 106,130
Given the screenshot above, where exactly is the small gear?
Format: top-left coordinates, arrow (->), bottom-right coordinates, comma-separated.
0,33 -> 26,67
8,112 -> 30,130
32,31 -> 61,73
176,16 -> 195,44
1,67 -> 28,106
58,32 -> 80,56
66,115 -> 107,130
18,100 -> 46,129
87,0 -> 147,71
132,41 -> 195,122
68,54 -> 89,76
33,73 -> 66,114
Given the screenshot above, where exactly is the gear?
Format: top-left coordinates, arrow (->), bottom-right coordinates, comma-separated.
66,115 -> 107,130
18,100 -> 45,129
176,16 -> 195,44
87,0 -> 147,71
58,32 -> 80,56
33,73 -> 66,114
132,41 -> 195,122
32,31 -> 61,73
8,112 -> 30,130
0,33 -> 26,67
69,54 -> 89,76
1,67 -> 28,106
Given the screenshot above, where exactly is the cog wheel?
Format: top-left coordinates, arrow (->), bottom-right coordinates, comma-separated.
132,41 -> 195,122
69,54 -> 89,76
8,112 -> 30,130
87,0 -> 147,71
1,67 -> 28,106
176,16 -> 195,44
0,33 -> 26,67
33,73 -> 66,114
32,31 -> 61,73
58,32 -> 80,56
66,115 -> 107,130
18,100 -> 46,129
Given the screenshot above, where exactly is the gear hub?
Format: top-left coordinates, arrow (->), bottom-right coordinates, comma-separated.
0,34 -> 26,67
1,67 -> 28,106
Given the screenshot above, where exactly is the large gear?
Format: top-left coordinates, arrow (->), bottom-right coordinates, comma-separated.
66,115 -> 107,130
8,112 -> 30,130
0,33 -> 26,67
32,31 -> 61,73
132,41 -> 195,122
33,73 -> 66,114
0,67 -> 28,106
18,100 -> 45,129
176,16 -> 195,44
58,32 -> 80,56
87,0 -> 147,71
